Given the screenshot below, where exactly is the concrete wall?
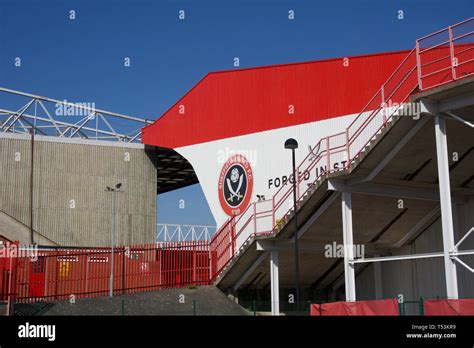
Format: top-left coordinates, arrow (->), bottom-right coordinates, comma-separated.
355,195 -> 474,304
0,133 -> 157,246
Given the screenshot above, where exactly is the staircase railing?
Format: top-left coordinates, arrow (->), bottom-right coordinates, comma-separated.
210,17 -> 473,282
417,17 -> 474,90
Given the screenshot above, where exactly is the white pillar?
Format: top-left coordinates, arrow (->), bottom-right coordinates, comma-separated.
434,115 -> 458,299
342,191 -> 356,302
270,250 -> 280,315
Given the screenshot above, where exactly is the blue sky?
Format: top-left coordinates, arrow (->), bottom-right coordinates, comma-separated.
1,0 -> 472,228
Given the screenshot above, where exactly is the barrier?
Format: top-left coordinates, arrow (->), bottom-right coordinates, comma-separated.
310,299 -> 399,316
1,241 -> 210,303
417,18 -> 474,90
424,299 -> 474,315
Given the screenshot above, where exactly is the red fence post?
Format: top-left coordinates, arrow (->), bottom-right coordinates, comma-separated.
193,242 -> 197,284
122,246 -> 126,295
253,203 -> 257,235
448,26 -> 456,81
326,137 -> 330,172
415,40 -> 423,90
6,254 -> 13,315
231,218 -> 236,256
345,130 -> 350,170
272,195 -> 275,231
296,165 -> 300,202
54,250 -> 58,300
381,86 -> 386,127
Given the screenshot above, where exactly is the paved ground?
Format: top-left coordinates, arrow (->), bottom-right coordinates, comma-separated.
15,286 -> 250,316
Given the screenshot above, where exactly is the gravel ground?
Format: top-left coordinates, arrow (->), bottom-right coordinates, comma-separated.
33,286 -> 250,316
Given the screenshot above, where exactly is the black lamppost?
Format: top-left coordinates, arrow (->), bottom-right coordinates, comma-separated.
285,138 -> 300,310
106,183 -> 123,297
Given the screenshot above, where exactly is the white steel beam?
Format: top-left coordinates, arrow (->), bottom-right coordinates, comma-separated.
328,180 -> 465,203
0,87 -> 151,123
351,251 -> 444,264
341,191 -> 356,302
0,108 -> 124,139
270,250 -> 280,316
438,93 -> 474,113
452,257 -> 474,273
256,239 -> 388,254
446,112 -> 474,128
350,249 -> 474,264
419,93 -> 474,115
434,114 -> 458,299
455,227 -> 474,249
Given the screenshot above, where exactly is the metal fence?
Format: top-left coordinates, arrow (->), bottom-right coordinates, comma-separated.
1,241 -> 210,305
416,17 -> 474,90
156,224 -> 216,242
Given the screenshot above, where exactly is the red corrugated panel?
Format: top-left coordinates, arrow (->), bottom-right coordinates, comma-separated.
142,49 -> 411,149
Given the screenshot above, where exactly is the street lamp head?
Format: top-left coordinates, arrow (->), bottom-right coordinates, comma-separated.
284,138 -> 298,150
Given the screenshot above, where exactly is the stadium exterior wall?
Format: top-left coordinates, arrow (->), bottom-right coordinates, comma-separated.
0,133 -> 157,246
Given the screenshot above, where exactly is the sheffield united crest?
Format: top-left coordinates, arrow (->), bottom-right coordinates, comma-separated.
218,154 -> 253,216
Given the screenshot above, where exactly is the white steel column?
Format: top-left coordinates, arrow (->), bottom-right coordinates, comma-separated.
434,115 -> 458,299
341,191 -> 356,301
270,250 -> 280,315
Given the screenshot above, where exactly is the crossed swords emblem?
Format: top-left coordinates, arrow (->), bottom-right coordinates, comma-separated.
226,170 -> 244,202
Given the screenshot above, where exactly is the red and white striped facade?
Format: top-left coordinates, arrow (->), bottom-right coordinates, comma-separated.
142,49 -> 411,228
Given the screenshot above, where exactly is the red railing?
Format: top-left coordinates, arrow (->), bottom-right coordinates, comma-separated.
210,17 -> 474,281
1,241 -> 210,304
417,17 -> 474,90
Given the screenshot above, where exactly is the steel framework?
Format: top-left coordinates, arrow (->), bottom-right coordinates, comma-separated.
0,87 -> 151,143
156,224 -> 216,242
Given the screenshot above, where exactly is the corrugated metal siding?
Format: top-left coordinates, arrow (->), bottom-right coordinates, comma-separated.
356,195 -> 474,303
456,197 -> 474,299
355,263 -> 375,301
142,49 -> 411,148
0,136 -> 157,246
